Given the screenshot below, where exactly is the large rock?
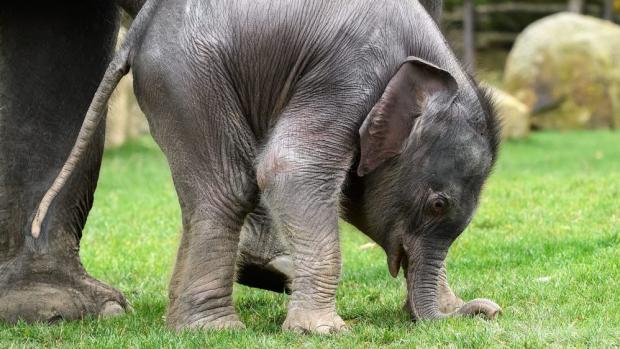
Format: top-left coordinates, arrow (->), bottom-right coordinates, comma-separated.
486,85 -> 530,140
504,13 -> 620,130
105,27 -> 149,148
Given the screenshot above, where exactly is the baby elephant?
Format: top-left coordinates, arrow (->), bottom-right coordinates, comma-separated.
32,0 -> 501,333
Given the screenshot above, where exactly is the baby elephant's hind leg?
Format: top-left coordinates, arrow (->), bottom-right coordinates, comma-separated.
139,80 -> 257,331
163,123 -> 257,331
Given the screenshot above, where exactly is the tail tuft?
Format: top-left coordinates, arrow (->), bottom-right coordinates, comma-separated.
31,224 -> 41,239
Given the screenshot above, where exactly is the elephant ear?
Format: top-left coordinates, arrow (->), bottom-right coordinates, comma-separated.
357,57 -> 458,176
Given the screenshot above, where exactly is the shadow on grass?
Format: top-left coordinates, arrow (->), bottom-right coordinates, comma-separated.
344,306 -> 412,330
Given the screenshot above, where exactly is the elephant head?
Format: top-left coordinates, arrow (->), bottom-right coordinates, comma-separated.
348,56 -> 500,321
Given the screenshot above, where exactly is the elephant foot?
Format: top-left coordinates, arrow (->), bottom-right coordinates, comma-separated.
457,298 -> 502,320
185,314 -> 246,331
167,303 -> 245,332
0,273 -> 129,324
282,306 -> 348,334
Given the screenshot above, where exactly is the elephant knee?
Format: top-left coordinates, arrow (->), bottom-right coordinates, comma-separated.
256,145 -> 300,192
256,144 -> 344,211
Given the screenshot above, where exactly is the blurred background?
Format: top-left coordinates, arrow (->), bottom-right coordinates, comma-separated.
4,3 -> 616,346
105,0 -> 620,147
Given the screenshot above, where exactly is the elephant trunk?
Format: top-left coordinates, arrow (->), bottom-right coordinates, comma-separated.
407,238 -> 452,320
407,237 -> 502,321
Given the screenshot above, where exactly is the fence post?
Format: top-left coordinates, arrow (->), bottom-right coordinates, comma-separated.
567,0 -> 584,13
463,0 -> 476,69
603,0 -> 614,20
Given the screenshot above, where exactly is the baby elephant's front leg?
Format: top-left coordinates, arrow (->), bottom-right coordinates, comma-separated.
260,167 -> 347,333
258,125 -> 353,334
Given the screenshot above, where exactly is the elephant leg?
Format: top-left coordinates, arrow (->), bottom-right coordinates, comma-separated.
0,1 -> 130,324
160,123 -> 256,330
236,203 -> 294,293
134,55 -> 258,330
257,102 -> 356,334
167,227 -> 189,319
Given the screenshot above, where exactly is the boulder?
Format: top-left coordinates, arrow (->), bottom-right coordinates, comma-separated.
486,85 -> 530,140
504,13 -> 620,130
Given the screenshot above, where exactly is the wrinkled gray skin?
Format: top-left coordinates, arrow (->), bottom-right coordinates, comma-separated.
28,0 -> 502,333
0,0 -> 149,324
135,0 -> 503,332
0,0 -> 131,323
234,0 -> 457,309
2,0 -> 500,332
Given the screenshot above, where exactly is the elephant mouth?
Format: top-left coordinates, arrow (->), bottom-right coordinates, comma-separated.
387,243 -> 406,278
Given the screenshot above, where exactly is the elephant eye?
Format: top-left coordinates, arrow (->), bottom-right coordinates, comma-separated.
428,194 -> 449,216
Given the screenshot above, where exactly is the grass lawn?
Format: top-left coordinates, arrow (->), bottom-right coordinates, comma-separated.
2,131 -> 619,348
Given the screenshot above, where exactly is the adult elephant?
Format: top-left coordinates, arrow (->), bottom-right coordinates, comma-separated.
0,0 -> 143,323
0,0 -> 469,326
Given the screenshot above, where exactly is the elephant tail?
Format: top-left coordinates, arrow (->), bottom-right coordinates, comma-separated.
31,0 -> 158,239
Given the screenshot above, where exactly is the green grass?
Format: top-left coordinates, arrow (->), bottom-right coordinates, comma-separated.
2,131 -> 620,348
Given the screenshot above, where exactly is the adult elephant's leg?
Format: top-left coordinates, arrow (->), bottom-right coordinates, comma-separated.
236,203 -> 293,293
0,2 -> 129,323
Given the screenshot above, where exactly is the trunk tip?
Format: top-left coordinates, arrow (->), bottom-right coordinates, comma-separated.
458,298 -> 502,320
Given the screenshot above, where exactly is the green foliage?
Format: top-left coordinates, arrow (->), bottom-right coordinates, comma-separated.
1,131 -> 619,348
